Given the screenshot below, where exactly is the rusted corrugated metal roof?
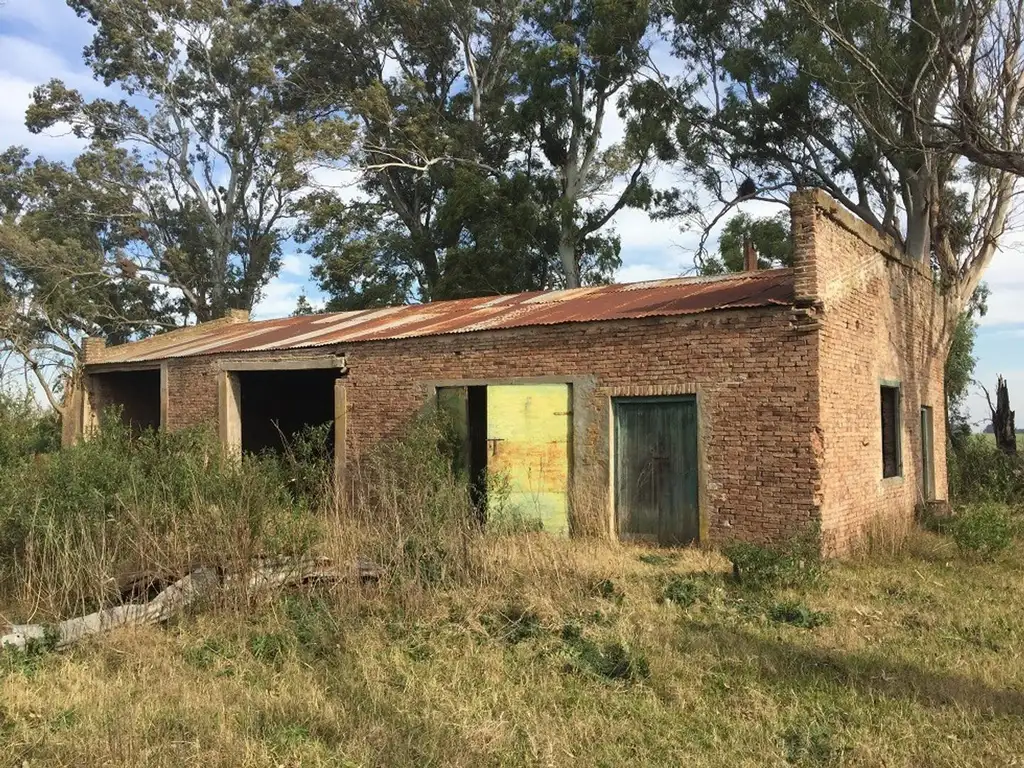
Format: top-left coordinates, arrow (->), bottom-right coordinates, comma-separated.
91,269 -> 795,365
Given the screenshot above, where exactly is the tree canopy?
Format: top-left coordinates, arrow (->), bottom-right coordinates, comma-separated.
4,0 -> 1024,417
668,0 -> 1024,320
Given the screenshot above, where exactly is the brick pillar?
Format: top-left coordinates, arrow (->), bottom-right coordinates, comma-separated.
82,337 -> 107,364
790,189 -> 824,304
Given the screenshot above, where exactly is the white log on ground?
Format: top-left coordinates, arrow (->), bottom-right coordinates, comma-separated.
0,557 -> 343,652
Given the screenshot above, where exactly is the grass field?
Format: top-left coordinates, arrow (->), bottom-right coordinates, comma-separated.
2,524 -> 1023,768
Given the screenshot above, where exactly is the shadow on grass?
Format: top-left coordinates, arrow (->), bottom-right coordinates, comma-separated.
685,621 -> 1024,716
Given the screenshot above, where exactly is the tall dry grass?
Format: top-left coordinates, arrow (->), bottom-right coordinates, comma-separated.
0,417 -> 323,623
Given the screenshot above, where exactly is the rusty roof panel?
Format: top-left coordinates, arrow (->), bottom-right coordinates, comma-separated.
92,269 -> 795,365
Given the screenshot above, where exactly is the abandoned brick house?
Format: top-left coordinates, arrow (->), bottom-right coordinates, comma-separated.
66,190 -> 949,552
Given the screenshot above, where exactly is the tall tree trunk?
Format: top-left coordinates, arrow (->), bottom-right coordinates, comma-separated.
558,227 -> 579,289
994,375 -> 1017,455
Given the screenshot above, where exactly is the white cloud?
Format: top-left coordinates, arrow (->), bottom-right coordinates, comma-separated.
0,0 -> 85,40
279,252 -> 313,280
616,262 -> 677,283
0,30 -> 101,159
978,248 -> 1024,327
253,279 -> 303,320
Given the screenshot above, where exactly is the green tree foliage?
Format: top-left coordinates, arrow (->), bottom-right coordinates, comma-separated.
280,0 -> 674,307
0,146 -> 172,413
699,212 -> 792,275
668,0 -> 1021,321
292,292 -> 316,317
517,0 -> 677,288
25,0 -> 348,322
945,286 -> 989,445
281,0 -> 559,308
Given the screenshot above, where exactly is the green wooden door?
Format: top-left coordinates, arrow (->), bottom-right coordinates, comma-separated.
614,396 -> 699,545
921,406 -> 936,501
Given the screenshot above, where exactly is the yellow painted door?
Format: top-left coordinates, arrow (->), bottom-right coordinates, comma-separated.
486,384 -> 571,534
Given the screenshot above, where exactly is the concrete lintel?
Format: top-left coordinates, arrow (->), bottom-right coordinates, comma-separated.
217,355 -> 347,372
85,361 -> 162,374
425,374 -> 582,391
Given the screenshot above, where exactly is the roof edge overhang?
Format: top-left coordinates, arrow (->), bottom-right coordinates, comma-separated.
82,297 -> 796,370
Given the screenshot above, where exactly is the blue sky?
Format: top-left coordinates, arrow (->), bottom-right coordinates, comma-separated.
2,0 -> 1023,425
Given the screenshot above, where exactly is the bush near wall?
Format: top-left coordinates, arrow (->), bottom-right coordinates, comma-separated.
0,416 -> 323,619
948,434 -> 1024,506
0,391 -> 60,468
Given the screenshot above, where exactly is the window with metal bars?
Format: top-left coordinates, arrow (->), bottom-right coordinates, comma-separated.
881,385 -> 902,478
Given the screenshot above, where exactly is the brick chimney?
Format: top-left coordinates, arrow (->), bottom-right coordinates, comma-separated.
743,237 -> 758,272
81,337 -> 107,364
225,309 -> 250,323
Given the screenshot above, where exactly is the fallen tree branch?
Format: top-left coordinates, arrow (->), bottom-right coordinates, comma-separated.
0,557 -> 365,652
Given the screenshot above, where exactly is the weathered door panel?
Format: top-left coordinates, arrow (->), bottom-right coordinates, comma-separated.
921,406 -> 936,501
614,397 -> 699,546
486,384 -> 571,534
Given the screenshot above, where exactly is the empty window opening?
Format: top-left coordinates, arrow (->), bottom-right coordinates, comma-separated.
881,385 -> 902,478
91,368 -> 161,434
437,384 -> 571,534
238,369 -> 337,458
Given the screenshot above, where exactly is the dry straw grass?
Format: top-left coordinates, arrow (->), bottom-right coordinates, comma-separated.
3,416 -> 1024,766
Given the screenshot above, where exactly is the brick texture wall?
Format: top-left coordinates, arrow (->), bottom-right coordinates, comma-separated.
79,189 -> 949,553
791,189 -> 949,552
153,306 -> 821,546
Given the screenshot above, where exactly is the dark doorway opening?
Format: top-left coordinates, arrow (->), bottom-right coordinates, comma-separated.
238,369 -> 337,458
92,368 -> 161,434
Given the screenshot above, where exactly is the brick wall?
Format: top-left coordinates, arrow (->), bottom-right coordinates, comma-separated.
153,306 -> 821,546
79,189 -> 950,553
791,189 -> 949,552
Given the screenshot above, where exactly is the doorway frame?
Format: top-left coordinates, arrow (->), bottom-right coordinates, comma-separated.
217,355 -> 348,488
610,392 -> 705,546
920,405 -> 936,502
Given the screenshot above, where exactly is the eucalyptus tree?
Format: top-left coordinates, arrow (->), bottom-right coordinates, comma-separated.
516,0 -> 678,287
279,0 -> 561,308
26,0 -> 343,322
668,0 -> 1024,325
0,146 -> 172,415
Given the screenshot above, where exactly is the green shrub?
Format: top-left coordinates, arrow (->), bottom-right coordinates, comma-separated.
346,411 -> 478,588
723,530 -> 825,592
483,603 -> 544,645
560,624 -> 650,683
949,503 -> 1013,560
0,391 -> 59,469
948,435 -> 1024,505
660,575 -> 706,607
0,415 -> 322,617
768,600 -> 831,629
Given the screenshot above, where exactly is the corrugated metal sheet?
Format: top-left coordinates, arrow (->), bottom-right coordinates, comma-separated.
92,269 -> 794,365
